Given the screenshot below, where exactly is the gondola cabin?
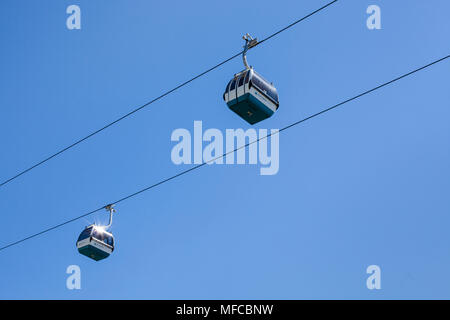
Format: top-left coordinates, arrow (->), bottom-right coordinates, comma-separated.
76,225 -> 114,261
223,68 -> 279,125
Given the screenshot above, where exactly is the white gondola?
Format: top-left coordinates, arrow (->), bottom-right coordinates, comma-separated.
76,205 -> 116,261
223,34 -> 279,125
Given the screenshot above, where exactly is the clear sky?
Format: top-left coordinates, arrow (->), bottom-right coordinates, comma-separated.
0,0 -> 449,299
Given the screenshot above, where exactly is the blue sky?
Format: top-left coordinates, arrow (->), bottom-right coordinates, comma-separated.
0,0 -> 449,299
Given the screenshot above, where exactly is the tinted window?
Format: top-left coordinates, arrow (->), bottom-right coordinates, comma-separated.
92,229 -> 102,241
229,79 -> 236,91
238,74 -> 245,87
94,229 -> 110,243
244,70 -> 250,84
251,73 -> 278,102
77,227 -> 92,242
267,87 -> 279,102
224,81 -> 231,94
251,74 -> 266,92
105,235 -> 114,247
92,229 -> 113,246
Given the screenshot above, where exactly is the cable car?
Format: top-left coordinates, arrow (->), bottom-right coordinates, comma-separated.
76,205 -> 116,261
223,34 -> 279,125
